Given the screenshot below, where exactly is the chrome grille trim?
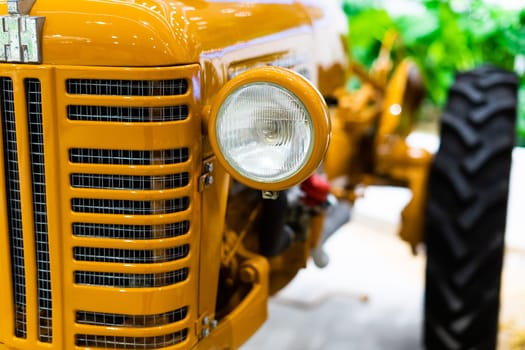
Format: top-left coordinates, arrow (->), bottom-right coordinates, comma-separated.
25,78 -> 53,342
70,173 -> 190,191
76,307 -> 188,327
71,197 -> 190,215
67,105 -> 189,123
1,77 -> 27,338
74,268 -> 189,288
69,148 -> 190,165
75,329 -> 188,349
72,221 -> 190,240
73,245 -> 190,264
66,79 -> 188,96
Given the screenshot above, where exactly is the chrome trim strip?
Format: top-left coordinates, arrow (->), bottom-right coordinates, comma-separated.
8,0 -> 37,15
1,1 -> 44,63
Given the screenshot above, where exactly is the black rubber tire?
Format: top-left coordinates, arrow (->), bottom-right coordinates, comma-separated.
423,66 -> 518,350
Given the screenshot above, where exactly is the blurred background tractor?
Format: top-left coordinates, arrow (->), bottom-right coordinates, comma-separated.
323,32 -> 518,349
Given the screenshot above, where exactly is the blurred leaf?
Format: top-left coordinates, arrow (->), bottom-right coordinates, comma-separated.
346,9 -> 394,67
518,87 -> 525,147
394,13 -> 439,45
459,1 -> 499,41
343,0 -> 525,115
501,24 -> 525,57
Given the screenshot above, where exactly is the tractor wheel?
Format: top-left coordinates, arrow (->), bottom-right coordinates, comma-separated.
423,66 -> 518,350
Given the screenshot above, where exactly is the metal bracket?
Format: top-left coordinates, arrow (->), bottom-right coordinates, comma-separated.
1,0 -> 44,63
195,314 -> 218,339
262,191 -> 279,200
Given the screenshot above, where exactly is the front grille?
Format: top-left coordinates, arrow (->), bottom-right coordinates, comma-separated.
68,105 -> 189,122
73,245 -> 190,264
71,197 -> 190,215
72,221 -> 190,240
1,77 -> 27,339
26,79 -> 52,342
64,71 -> 198,349
74,269 -> 189,288
0,65 -> 198,349
69,148 -> 189,165
75,330 -> 188,349
66,79 -> 188,96
76,307 -> 188,327
70,173 -> 190,190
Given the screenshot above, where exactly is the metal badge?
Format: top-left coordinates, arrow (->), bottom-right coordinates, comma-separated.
0,0 -> 44,63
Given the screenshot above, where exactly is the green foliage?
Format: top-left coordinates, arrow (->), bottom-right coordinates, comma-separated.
519,86 -> 525,146
343,0 -> 525,145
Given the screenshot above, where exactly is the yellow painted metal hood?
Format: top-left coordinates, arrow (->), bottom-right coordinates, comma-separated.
17,0 -> 313,66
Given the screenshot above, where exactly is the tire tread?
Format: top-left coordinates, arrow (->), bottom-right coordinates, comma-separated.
424,66 -> 517,350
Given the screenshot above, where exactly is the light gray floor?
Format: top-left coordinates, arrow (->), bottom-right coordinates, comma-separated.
242,147 -> 525,350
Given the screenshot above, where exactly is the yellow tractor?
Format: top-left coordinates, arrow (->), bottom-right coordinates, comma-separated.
0,1 -> 517,349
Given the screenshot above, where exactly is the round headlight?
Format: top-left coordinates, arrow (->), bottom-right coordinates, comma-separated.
216,82 -> 313,183
209,67 -> 330,191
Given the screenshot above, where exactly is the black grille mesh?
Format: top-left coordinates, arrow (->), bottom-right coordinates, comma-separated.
69,148 -> 189,165
71,197 -> 190,215
74,269 -> 189,288
72,221 -> 190,240
73,245 -> 190,264
67,105 -> 189,123
1,77 -> 27,339
70,173 -> 189,191
66,79 -> 188,96
76,306 -> 188,327
75,329 -> 188,349
26,78 -> 53,342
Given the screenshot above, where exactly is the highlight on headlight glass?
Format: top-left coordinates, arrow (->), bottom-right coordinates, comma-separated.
215,82 -> 313,183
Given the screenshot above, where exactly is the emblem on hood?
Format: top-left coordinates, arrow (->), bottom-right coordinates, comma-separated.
0,0 -> 45,63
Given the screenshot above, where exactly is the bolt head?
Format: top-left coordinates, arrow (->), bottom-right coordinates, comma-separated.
204,162 -> 214,173
201,328 -> 210,338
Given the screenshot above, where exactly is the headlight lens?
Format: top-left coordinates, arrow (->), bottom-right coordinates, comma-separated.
216,82 -> 313,183
208,66 -> 330,191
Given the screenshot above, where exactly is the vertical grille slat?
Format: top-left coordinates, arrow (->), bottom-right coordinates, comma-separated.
26,78 -> 52,342
1,77 -> 27,339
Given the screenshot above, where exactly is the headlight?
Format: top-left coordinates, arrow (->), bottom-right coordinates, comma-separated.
216,82 -> 312,182
209,67 -> 330,191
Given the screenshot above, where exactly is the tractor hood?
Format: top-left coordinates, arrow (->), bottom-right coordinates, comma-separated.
21,0 -> 314,66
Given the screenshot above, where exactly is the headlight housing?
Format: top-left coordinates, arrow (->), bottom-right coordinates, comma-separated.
208,67 -> 330,191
